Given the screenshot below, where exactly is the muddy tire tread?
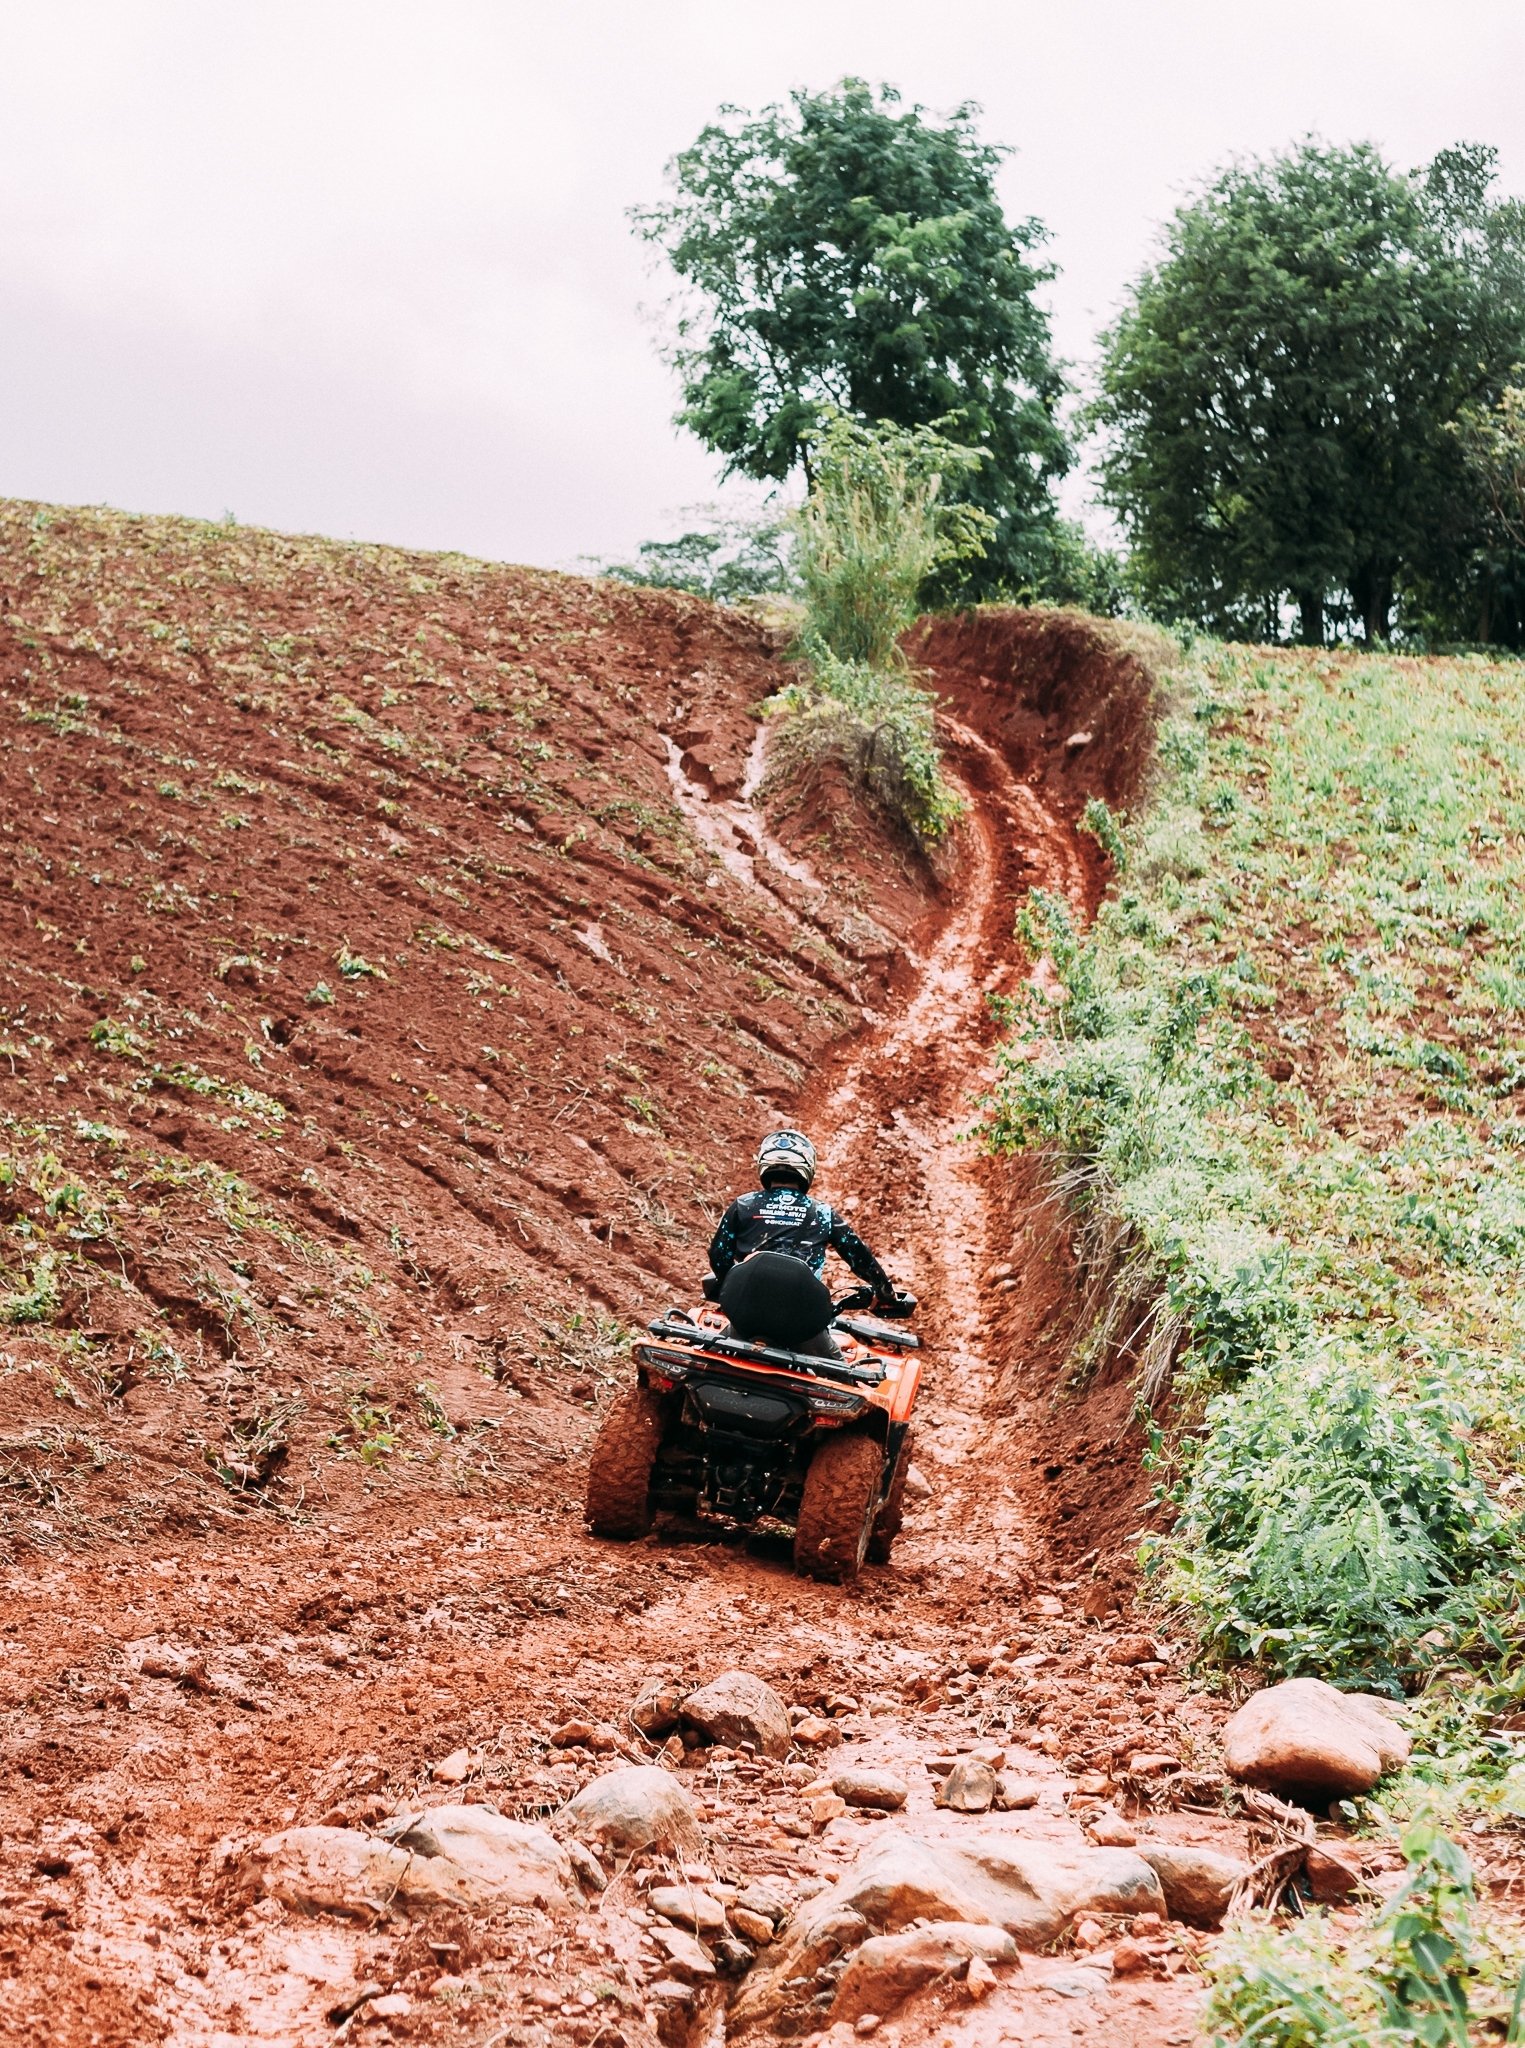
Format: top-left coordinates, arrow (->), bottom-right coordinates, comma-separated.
867,1427 -> 914,1564
584,1385 -> 664,1537
794,1431 -> 883,1582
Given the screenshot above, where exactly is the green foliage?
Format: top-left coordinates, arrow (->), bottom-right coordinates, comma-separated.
594,504 -> 796,602
1092,141 -> 1525,645
984,638 -> 1525,1682
769,414 -> 981,842
792,410 -> 991,669
634,78 -> 1069,601
1204,1818 -> 1525,2046
1169,1355 -> 1514,1682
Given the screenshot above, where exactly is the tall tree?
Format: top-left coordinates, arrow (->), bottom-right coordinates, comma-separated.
633,80 -> 1070,600
1091,141 -> 1525,643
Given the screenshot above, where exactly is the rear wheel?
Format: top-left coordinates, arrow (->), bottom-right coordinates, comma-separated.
867,1427 -> 914,1564
585,1385 -> 665,1537
793,1431 -> 883,1582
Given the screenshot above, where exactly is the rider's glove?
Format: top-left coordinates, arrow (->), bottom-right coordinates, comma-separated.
701,1272 -> 722,1303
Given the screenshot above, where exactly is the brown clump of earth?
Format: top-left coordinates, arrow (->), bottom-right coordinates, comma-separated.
0,518 -> 1327,2048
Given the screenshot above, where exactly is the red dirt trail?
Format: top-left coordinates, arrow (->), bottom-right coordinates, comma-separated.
0,509 -> 1239,2048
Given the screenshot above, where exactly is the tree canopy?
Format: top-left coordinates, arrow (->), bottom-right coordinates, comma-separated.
1091,140 -> 1525,643
634,80 -> 1070,600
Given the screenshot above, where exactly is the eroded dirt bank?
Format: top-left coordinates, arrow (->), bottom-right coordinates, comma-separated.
0,523 -> 1242,2048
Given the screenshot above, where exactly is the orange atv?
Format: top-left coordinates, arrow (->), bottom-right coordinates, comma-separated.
584,1286 -> 921,1581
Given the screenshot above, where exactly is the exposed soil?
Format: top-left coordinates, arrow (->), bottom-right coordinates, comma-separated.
0,516 -> 1249,2048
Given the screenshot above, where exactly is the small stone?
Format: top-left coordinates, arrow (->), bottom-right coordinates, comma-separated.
966,1954 -> 998,1999
969,1743 -> 1007,1769
811,1794 -> 849,1830
649,1884 -> 727,1935
903,1465 -> 932,1502
855,2019 -> 881,2037
1306,1842 -> 1363,1903
565,1840 -> 607,1892
937,1760 -> 996,1813
651,1925 -> 715,1982
551,1720 -> 596,1749
1066,730 -> 1093,750
732,1905 -> 775,1944
1082,1583 -> 1115,1621
1134,1842 -> 1250,1925
1086,1810 -> 1137,1847
682,1670 -> 792,1760
1032,1595 -> 1065,1619
1074,1917 -> 1106,1949
831,1769 -> 909,1813
1127,1753 -> 1181,1777
632,1677 -> 687,1739
1105,1636 -> 1159,1668
994,1775 -> 1042,1811
737,1879 -> 792,1923
563,1766 -> 700,1856
793,1715 -> 842,1748
370,1993 -> 412,2018
830,1921 -> 1017,2022
1111,1936 -> 1150,1976
430,1748 -> 473,1784
1072,1772 -> 1112,1799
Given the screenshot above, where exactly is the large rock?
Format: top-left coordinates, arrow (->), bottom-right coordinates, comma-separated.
832,1767 -> 909,1812
730,1830 -> 1164,2028
1222,1679 -> 1411,1802
562,1766 -> 700,1856
386,1806 -> 577,1909
1135,1842 -> 1249,1924
649,1882 -> 728,1934
253,1810 -> 576,1918
832,1921 -> 1018,2021
680,1669 -> 791,1759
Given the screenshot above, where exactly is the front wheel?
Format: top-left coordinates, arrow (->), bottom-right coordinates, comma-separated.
585,1385 -> 665,1537
794,1432 -> 883,1583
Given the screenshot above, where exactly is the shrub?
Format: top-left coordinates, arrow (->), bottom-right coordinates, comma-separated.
1203,1817 -> 1525,2045
1167,1353 -> 1515,1684
769,412 -> 989,844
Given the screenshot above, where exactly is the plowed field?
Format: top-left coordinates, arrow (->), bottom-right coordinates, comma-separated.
0,506 -> 1238,2048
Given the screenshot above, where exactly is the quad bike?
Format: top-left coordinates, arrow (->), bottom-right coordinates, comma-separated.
584,1286 -> 921,1581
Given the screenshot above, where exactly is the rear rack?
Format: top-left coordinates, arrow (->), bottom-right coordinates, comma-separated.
646,1314 -> 886,1387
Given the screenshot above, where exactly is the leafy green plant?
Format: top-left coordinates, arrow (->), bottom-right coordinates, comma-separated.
1204,1818 -> 1525,2045
767,412 -> 988,843
1167,1356 -> 1515,1683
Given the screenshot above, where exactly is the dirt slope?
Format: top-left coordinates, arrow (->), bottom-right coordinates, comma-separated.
0,517 -> 1235,2048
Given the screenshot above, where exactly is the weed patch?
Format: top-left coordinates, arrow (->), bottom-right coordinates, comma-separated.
985,641 -> 1525,1685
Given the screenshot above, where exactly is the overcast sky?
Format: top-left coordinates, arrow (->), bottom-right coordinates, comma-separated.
3,1 -> 1523,570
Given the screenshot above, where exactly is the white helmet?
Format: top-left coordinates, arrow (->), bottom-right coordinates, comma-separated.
756,1128 -> 816,1190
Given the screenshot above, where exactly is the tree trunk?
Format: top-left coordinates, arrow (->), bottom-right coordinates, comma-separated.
1297,592 -> 1325,646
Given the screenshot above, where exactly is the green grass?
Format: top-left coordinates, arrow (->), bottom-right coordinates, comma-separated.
985,640 -> 1525,1688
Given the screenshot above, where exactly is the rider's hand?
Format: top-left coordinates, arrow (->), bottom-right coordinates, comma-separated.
701,1273 -> 722,1303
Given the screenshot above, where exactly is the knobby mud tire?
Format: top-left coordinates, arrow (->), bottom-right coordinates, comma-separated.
794,1431 -> 884,1583
584,1386 -> 664,1538
867,1427 -> 914,1565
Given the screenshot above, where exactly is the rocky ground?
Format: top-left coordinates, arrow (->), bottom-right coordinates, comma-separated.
0,514 -> 1412,2047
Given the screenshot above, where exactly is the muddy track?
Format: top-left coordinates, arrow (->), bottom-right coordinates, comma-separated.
0,588 -> 1244,2048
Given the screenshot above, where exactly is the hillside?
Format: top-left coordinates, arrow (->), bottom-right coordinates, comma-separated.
0,502 -> 932,1543
9,501 -> 1524,2048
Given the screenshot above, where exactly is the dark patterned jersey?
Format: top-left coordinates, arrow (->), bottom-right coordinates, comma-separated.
707,1185 -> 894,1298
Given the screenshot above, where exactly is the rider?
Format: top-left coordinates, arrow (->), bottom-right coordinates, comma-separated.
705,1129 -> 912,1357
